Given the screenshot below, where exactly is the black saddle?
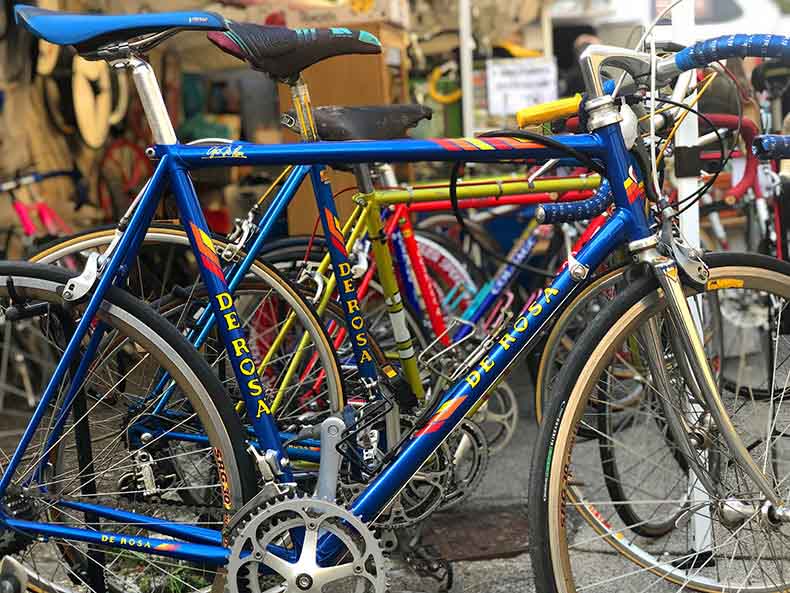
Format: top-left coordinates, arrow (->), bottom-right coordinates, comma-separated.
281,105 -> 433,141
207,22 -> 381,82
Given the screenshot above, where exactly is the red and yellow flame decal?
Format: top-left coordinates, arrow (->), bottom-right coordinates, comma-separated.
414,395 -> 467,437
624,177 -> 645,204
190,223 -> 225,281
324,208 -> 348,256
433,137 -> 545,151
624,166 -> 646,204
154,542 -> 179,552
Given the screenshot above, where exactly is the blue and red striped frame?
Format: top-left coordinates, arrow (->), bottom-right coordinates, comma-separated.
0,123 -> 652,567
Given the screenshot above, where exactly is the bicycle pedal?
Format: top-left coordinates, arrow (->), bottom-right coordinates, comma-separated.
403,542 -> 457,592
169,284 -> 192,299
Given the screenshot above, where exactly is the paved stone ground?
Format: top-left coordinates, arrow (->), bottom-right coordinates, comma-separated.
391,358 -> 731,593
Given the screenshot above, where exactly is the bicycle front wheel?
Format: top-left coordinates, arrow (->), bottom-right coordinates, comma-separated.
534,266 -> 625,425
531,252 -> 790,593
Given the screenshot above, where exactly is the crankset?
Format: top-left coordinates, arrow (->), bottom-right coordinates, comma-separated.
225,493 -> 389,593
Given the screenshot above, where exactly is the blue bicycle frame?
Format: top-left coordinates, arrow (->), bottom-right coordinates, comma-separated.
0,122 -> 651,565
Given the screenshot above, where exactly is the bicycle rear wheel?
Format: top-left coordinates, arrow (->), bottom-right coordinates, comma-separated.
32,225 -> 345,420
0,262 -> 256,593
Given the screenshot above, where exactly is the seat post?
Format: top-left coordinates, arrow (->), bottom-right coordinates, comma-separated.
288,77 -> 319,143
127,56 -> 177,145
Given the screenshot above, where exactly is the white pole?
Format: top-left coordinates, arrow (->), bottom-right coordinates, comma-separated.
541,2 -> 554,62
670,0 -> 714,557
672,1 -> 700,250
458,0 -> 474,136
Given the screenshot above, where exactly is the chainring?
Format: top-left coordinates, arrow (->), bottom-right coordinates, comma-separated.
226,493 -> 389,593
340,423 -> 453,530
438,418 -> 489,511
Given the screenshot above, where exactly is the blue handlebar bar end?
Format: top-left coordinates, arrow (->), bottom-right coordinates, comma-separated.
675,34 -> 790,72
753,134 -> 790,160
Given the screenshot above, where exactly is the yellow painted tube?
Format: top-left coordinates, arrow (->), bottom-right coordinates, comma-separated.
374,176 -> 601,205
267,204 -> 370,412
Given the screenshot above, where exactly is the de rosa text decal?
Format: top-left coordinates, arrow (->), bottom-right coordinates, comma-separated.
465,287 -> 560,389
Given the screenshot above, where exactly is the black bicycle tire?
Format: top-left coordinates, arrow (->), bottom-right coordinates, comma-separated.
529,252 -> 790,593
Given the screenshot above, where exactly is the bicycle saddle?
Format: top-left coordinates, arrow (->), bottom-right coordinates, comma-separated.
207,22 -> 381,82
14,4 -> 225,51
281,105 -> 433,141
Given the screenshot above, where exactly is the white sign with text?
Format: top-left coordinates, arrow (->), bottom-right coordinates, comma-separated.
486,58 -> 558,116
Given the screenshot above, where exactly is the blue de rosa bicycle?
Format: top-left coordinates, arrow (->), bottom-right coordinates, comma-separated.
4,4 -> 790,592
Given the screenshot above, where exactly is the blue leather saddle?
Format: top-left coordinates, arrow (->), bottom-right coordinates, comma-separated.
14,4 -> 225,50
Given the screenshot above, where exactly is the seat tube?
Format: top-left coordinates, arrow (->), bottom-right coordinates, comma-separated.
395,206 -> 450,346
355,167 -> 425,401
309,166 -> 379,382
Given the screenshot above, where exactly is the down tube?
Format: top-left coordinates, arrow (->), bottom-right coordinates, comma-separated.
349,209 -> 630,522
169,163 -> 286,463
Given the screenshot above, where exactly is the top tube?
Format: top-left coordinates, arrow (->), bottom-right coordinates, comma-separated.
163,135 -> 608,169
